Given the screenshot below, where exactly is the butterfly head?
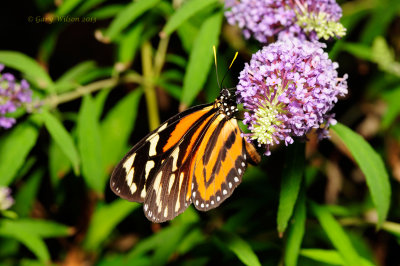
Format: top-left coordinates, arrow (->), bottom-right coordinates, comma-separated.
217,88 -> 238,119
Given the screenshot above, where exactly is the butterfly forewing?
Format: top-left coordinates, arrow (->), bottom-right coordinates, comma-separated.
110,103 -> 214,203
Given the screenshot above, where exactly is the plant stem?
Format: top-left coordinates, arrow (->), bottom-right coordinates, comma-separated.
141,41 -> 160,130
43,73 -> 143,109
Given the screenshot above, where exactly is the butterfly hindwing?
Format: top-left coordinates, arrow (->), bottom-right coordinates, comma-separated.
191,117 -> 251,211
143,111 -> 220,222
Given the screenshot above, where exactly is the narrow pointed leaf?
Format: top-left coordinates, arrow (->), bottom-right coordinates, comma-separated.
331,123 -> 390,227
41,110 -> 80,175
0,220 -> 50,263
181,11 -> 223,106
83,199 -> 140,250
216,231 -> 261,266
277,142 -> 305,235
101,89 -> 143,173
310,202 -> 362,266
0,51 -> 53,89
78,95 -> 104,192
0,119 -> 39,186
161,0 -> 219,36
104,0 -> 161,41
285,187 -> 306,266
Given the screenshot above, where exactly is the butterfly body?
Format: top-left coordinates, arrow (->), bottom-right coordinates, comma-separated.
110,88 -> 260,222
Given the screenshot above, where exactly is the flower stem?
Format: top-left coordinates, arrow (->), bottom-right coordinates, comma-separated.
141,41 -> 160,130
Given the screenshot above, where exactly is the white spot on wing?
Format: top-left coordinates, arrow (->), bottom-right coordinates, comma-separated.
144,160 -> 155,180
126,167 -> 134,186
201,203 -> 204,208
211,200 -> 214,205
123,153 -> 136,172
149,134 -> 160,156
153,172 -> 163,213
140,187 -> 146,198
157,122 -> 168,132
171,147 -> 180,171
130,182 -> 137,194
196,200 -> 199,206
168,174 -> 175,194
144,204 -> 149,211
234,177 -> 239,182
241,162 -> 246,167
223,190 -> 227,195
217,196 -> 221,201
238,168 -> 242,175
164,206 -> 168,218
229,182 -> 232,189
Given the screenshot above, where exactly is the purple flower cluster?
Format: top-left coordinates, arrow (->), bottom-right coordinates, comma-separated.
0,64 -> 32,129
225,0 -> 345,43
236,38 -> 348,155
0,187 -> 14,210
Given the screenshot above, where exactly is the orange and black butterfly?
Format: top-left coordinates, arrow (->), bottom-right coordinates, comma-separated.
110,51 -> 261,223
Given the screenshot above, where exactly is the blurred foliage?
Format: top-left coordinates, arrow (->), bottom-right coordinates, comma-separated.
0,0 -> 400,265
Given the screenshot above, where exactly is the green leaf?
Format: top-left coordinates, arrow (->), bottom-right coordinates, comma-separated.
41,110 -> 80,175
4,219 -> 72,238
74,0 -> 107,16
128,223 -> 192,263
118,23 -> 144,64
0,51 -> 53,89
300,249 -> 375,266
49,140 -> 71,187
56,0 -> 84,15
284,187 -> 306,266
0,119 -> 39,186
161,0 -> 219,36
181,11 -> 223,106
104,0 -> 161,41
216,231 -> 261,266
87,4 -> 125,19
101,89 -> 143,174
12,169 -> 44,217
331,123 -> 391,227
277,142 -> 305,235
0,219 -> 50,263
77,95 -> 104,193
94,88 -> 111,121
310,202 -> 362,266
83,199 -> 140,250
54,61 -> 97,92
152,224 -> 193,265
360,3 -> 400,45
381,86 -> 400,129
341,42 -> 373,61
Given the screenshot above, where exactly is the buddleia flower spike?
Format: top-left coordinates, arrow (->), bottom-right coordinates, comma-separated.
236,37 -> 348,155
225,0 -> 346,43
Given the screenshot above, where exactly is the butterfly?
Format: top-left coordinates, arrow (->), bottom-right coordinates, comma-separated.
110,87 -> 261,223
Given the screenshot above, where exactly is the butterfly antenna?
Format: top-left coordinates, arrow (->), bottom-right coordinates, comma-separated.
213,45 -> 221,89
221,51 -> 238,88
